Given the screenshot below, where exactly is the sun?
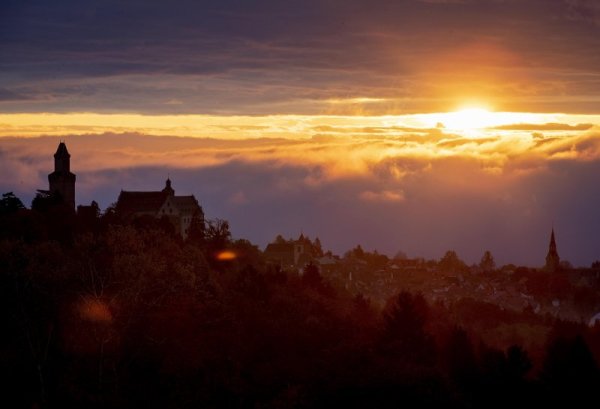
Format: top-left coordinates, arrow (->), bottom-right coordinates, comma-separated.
411,104 -> 542,136
408,104 -> 508,134
441,107 -> 498,131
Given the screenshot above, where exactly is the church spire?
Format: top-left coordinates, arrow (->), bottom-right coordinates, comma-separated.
545,227 -> 560,272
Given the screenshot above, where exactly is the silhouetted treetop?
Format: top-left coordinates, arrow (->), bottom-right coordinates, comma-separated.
0,192 -> 25,215
439,250 -> 467,273
479,250 -> 496,272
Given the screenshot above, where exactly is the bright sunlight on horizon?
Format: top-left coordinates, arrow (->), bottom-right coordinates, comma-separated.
1,110 -> 598,139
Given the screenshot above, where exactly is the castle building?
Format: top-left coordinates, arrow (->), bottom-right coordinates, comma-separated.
115,179 -> 204,239
48,142 -> 76,210
545,228 -> 561,272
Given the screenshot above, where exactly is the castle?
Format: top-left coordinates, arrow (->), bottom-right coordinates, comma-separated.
115,179 -> 204,239
43,142 -> 203,239
41,142 -> 565,258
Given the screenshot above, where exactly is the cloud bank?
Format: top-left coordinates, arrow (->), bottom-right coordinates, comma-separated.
2,123 -> 600,267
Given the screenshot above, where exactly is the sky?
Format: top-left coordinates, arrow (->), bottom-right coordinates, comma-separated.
1,0 -> 600,266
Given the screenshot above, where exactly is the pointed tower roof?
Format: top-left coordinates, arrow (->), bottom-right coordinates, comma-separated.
549,228 -> 556,247
54,142 -> 70,158
48,141 -> 76,210
545,227 -> 560,272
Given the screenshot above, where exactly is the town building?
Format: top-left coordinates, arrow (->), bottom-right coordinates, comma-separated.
264,233 -> 318,271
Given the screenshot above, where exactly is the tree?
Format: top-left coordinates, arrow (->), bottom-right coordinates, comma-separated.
444,327 -> 478,391
439,250 -> 466,273
30,191 -> 76,243
186,215 -> 205,244
559,260 -> 573,270
505,344 -> 532,380
205,219 -> 232,250
204,218 -> 232,270
31,190 -> 63,213
312,237 -> 324,257
380,291 -> 435,367
348,245 -> 364,259
540,335 -> 600,406
230,238 -> 264,266
302,261 -> 322,288
0,192 -> 25,214
479,250 -> 496,272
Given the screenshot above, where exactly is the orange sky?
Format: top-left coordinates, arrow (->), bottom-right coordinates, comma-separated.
1,0 -> 600,265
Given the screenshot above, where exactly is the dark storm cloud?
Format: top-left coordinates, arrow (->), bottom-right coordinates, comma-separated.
1,0 -> 599,114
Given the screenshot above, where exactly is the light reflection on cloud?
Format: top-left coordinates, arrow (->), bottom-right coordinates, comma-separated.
1,114 -> 600,266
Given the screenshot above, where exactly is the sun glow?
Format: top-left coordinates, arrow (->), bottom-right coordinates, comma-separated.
411,107 -> 570,137
0,111 -> 597,140
442,108 -> 498,130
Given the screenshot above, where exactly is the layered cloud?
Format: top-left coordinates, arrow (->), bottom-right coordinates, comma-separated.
1,0 -> 599,114
1,118 -> 600,266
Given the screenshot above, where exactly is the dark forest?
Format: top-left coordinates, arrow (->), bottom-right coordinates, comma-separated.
1,191 -> 600,408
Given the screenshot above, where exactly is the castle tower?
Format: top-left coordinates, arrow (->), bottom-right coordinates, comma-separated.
48,142 -> 76,210
545,228 -> 560,272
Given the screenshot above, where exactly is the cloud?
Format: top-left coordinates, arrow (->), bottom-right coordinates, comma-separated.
3,129 -> 600,266
490,123 -> 594,131
228,190 -> 248,205
0,0 -> 599,114
419,0 -> 468,3
565,0 -> 600,25
360,190 -> 406,202
0,88 -> 32,101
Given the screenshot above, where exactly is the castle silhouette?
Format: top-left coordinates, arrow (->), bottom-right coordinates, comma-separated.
41,142 -> 203,239
41,142 -> 561,262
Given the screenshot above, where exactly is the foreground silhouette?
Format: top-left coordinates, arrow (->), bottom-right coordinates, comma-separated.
0,193 -> 599,408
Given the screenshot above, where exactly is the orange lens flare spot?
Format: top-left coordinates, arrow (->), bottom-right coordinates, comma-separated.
79,298 -> 113,323
216,250 -> 237,261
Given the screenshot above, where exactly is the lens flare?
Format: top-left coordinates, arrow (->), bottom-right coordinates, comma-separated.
79,298 -> 112,323
216,250 -> 237,261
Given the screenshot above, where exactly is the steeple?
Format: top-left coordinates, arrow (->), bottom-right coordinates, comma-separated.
545,228 -> 560,272
162,177 -> 175,196
48,142 -> 76,210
